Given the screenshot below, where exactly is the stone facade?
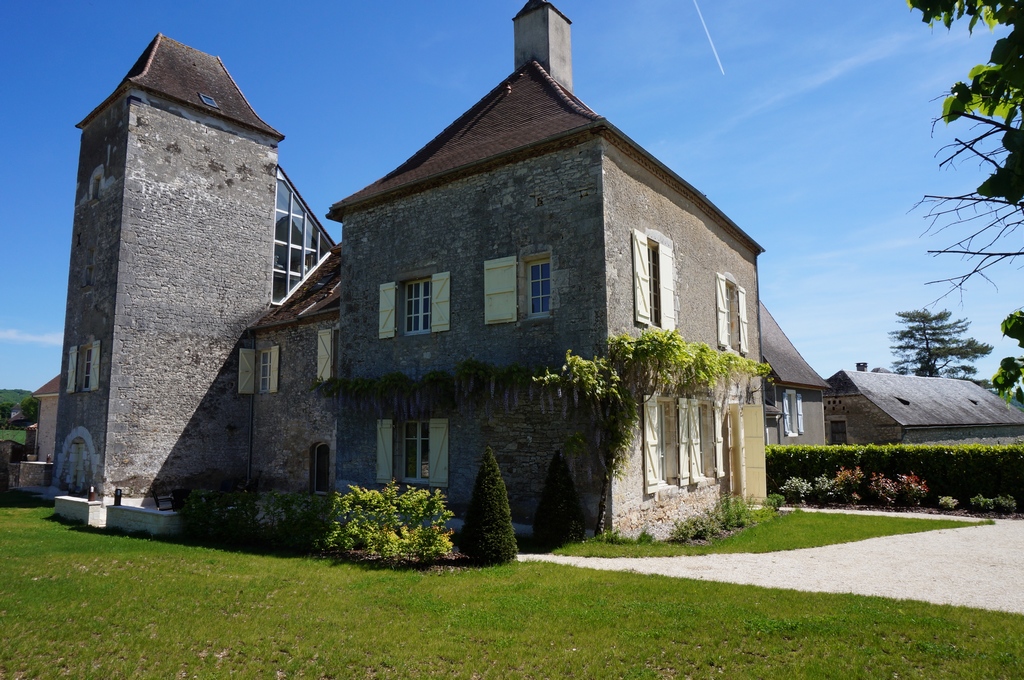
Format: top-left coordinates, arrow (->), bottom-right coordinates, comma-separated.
34,394 -> 58,461
55,88 -> 280,498
901,425 -> 1024,445
824,394 -> 903,445
766,385 -> 825,445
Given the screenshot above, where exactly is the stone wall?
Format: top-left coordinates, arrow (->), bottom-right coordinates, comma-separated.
251,315 -> 337,493
824,394 -> 902,444
54,90 -> 281,497
35,394 -> 58,462
901,425 -> 1024,445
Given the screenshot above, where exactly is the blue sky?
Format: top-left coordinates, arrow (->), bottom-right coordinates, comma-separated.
1,0 -> 1019,391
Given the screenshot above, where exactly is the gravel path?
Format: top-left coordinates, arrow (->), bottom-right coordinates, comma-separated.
519,513 -> 1024,615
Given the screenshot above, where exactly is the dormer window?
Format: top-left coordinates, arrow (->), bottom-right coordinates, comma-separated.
199,93 -> 219,108
273,170 -> 332,303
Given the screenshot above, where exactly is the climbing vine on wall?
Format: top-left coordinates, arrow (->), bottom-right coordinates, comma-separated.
315,328 -> 768,533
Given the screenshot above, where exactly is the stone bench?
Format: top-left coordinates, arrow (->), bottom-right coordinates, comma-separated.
54,496 -> 105,527
105,505 -> 184,536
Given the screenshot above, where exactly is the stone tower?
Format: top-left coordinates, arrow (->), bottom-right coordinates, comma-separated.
54,35 -> 284,496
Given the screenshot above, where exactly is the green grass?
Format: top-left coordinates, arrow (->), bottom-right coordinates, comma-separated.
555,509 -> 992,558
1,494 -> 1021,678
0,429 -> 26,444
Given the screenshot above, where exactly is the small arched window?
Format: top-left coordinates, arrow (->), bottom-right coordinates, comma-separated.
311,443 -> 330,494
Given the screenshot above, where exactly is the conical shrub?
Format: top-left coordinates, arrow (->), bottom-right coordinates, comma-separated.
460,447 -> 517,565
532,450 -> 586,548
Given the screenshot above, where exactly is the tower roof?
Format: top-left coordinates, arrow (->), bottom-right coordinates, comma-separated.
78,34 -> 282,141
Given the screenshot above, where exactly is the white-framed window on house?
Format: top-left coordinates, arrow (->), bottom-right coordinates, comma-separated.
273,170 -> 331,304
66,341 -> 101,393
782,389 -> 803,436
484,256 -> 517,324
239,346 -> 278,394
699,402 -> 717,478
316,329 -> 338,381
632,231 -> 675,329
376,418 -> 449,486
405,279 -> 431,335
529,258 -> 551,317
715,273 -> 748,354
311,443 -> 330,494
644,397 -> 679,491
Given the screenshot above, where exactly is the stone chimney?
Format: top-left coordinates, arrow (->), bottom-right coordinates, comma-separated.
514,1 -> 573,92
856,362 -> 868,372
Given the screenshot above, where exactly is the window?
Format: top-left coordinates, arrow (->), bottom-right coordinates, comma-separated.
529,259 -> 551,316
66,342 -> 101,393
312,443 -> 330,494
644,398 -> 677,491
376,418 -> 449,486
632,231 -> 675,329
198,93 -> 219,108
259,350 -> 273,393
239,346 -> 278,394
273,170 -> 331,303
405,279 -> 431,334
484,256 -> 517,324
715,273 -> 748,354
782,390 -> 803,436
317,329 -> 338,381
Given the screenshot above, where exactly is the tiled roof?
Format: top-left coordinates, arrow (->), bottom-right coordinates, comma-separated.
33,375 -> 61,397
330,60 -> 601,216
79,34 -> 282,141
253,248 -> 341,328
760,303 -> 828,389
826,369 -> 1024,428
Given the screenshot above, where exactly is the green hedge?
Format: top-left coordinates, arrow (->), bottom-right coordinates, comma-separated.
766,444 -> 1024,506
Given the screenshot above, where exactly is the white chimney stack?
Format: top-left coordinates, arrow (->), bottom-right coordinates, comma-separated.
514,1 -> 573,92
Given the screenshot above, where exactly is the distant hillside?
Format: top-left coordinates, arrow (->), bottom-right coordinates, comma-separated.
0,389 -> 32,404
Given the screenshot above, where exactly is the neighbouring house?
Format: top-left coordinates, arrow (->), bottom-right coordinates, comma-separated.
50,2 -> 768,534
7,406 -> 32,428
32,375 -> 60,462
824,366 -> 1024,445
760,303 -> 828,445
327,0 -> 767,532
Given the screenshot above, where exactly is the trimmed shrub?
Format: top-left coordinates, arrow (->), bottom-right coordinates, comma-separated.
869,473 -> 899,506
336,482 -> 453,563
180,490 -> 262,545
262,491 -> 344,552
971,495 -> 995,512
766,444 -> 1024,508
896,473 -> 929,507
460,447 -> 518,565
671,496 -> 758,543
764,493 -> 785,510
532,451 -> 586,548
780,477 -> 811,504
994,495 -> 1018,514
938,496 -> 959,510
833,467 -> 864,504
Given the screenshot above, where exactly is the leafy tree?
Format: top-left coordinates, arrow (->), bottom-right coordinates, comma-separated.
889,309 -> 993,378
19,396 -> 38,423
907,1 -> 1024,399
460,447 -> 517,565
0,402 -> 12,423
532,450 -> 586,549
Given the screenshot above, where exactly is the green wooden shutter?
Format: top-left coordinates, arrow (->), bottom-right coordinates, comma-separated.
737,285 -> 749,354
428,418 -> 449,487
484,257 -> 517,324
633,230 -> 651,325
431,272 -> 451,332
677,398 -> 690,484
268,346 -> 280,394
238,348 -> 255,394
660,247 -> 675,330
644,397 -> 660,492
715,273 -> 729,349
376,419 -> 393,483
66,345 -> 78,393
316,329 -> 333,381
88,341 -> 101,391
379,282 -> 396,339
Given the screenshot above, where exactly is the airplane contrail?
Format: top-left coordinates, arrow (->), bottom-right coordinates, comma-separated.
692,0 -> 725,75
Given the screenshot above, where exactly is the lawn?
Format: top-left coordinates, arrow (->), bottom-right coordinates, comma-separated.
1,492 -> 1021,678
554,509 -> 990,558
0,429 -> 26,444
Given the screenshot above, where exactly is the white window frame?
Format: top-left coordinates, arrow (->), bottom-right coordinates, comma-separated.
648,242 -> 662,328
401,420 -> 432,482
405,278 -> 432,335
783,389 -> 804,436
259,349 -> 273,394
273,170 -> 331,304
528,258 -> 552,317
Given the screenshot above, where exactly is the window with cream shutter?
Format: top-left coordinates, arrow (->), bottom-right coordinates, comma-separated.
484,257 -> 517,324
796,392 -> 804,435
238,348 -> 255,394
644,397 -> 661,492
87,340 -> 101,391
715,273 -> 729,349
737,285 -> 749,354
66,345 -> 78,394
316,329 -> 333,381
428,419 -> 449,487
376,419 -> 393,483
268,346 -> 280,394
379,282 -> 396,339
687,398 -> 701,481
633,230 -> 651,325
431,272 -> 450,332
713,405 -> 725,478
659,247 -> 675,331
677,398 -> 690,485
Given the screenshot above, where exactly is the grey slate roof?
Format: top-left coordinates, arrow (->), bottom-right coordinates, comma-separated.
79,34 -> 283,141
825,369 -> 1024,428
760,303 -> 828,389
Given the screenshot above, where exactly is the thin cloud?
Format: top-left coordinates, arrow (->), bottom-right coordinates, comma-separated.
0,329 -> 64,346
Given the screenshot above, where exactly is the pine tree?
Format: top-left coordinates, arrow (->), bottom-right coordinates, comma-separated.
460,447 -> 517,565
889,309 -> 993,379
532,451 -> 586,548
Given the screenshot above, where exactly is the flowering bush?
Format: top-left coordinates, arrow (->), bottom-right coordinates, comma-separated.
938,496 -> 959,511
994,495 -> 1018,514
896,473 -> 929,507
869,473 -> 899,506
810,474 -> 836,505
779,477 -> 811,504
833,466 -> 864,504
